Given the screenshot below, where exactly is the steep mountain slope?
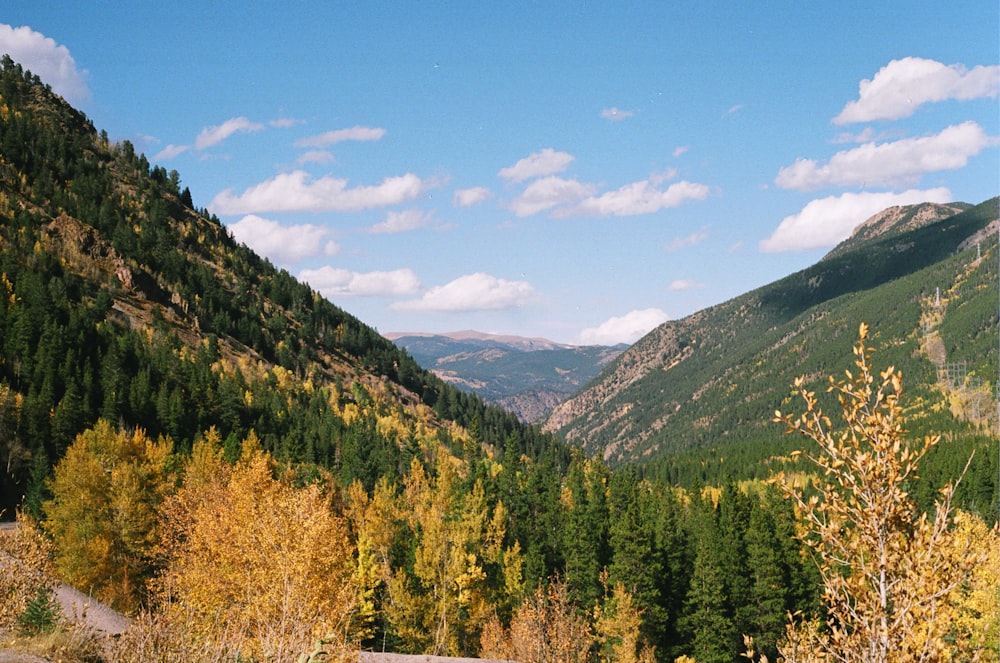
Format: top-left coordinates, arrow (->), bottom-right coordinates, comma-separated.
545,199 -> 999,469
0,57 -> 561,513
387,330 -> 625,422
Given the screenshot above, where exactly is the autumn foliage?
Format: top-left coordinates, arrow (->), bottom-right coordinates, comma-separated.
747,323 -> 997,662
24,324 -> 998,662
42,420 -> 173,613
480,578 -> 593,662
152,431 -> 359,662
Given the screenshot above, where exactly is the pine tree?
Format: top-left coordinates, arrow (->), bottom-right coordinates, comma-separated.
17,586 -> 58,636
743,493 -> 791,660
679,500 -> 735,663
607,471 -> 666,646
560,457 -> 609,608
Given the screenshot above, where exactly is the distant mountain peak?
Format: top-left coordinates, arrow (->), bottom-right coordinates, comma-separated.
825,201 -> 970,260
385,330 -> 572,351
387,331 -> 626,421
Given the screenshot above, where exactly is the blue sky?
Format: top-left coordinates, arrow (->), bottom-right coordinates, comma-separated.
2,2 -> 998,345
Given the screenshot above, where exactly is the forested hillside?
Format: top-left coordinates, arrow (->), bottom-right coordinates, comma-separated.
0,57 -> 996,663
388,330 -> 625,422
0,54 -> 558,515
547,199 -> 999,499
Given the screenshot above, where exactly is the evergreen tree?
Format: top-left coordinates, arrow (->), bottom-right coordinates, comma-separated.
743,492 -> 792,660
606,471 -> 665,647
716,483 -> 753,652
560,457 -> 609,608
678,498 -> 734,663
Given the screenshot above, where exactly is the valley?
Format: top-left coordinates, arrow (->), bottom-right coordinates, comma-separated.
0,57 -> 995,663
386,330 -> 625,422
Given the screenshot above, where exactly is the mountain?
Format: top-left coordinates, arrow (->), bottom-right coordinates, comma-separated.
1,57 -> 995,662
386,330 -> 625,422
545,198 -> 999,476
0,56 -> 563,514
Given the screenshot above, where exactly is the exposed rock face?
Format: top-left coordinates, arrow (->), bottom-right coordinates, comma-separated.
824,202 -> 969,259
388,331 -> 625,423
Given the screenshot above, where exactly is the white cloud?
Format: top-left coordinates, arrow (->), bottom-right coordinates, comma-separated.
600,107 -> 634,121
368,209 -> 432,234
0,24 -> 89,103
665,228 -> 709,252
269,117 -> 301,128
672,146 -> 689,158
667,279 -> 703,291
294,126 -> 386,148
392,273 -> 535,312
209,170 -> 428,215
576,308 -> 669,346
759,188 -> 952,253
297,150 -> 334,165
509,176 -> 596,217
775,121 -> 995,191
453,186 -> 492,207
153,144 -> 189,161
195,117 -> 264,150
498,148 -> 574,183
300,266 -> 422,298
832,127 -> 876,144
228,215 -> 339,264
834,57 -> 1000,125
566,179 -> 710,217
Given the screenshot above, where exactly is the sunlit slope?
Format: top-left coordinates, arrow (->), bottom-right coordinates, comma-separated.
545,199 -> 999,469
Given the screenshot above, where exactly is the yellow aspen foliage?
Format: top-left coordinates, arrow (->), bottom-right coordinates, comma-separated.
156,433 -> 359,662
1,271 -> 18,310
945,510 -> 999,659
386,455 -> 489,655
344,477 -> 405,642
480,577 -> 593,663
381,452 -> 519,657
43,419 -> 173,613
593,576 -> 657,663
753,324 -> 987,663
0,382 -> 26,478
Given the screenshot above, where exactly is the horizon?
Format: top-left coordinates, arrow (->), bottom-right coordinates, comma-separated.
2,2 -> 997,345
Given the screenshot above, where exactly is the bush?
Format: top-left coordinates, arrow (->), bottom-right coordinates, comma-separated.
0,516 -> 55,629
17,586 -> 59,636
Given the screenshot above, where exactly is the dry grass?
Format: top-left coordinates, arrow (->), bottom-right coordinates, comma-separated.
0,623 -> 105,663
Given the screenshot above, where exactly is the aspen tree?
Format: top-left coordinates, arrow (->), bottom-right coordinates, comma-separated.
593,575 -> 657,663
386,455 -> 495,655
157,433 -> 358,662
43,419 -> 172,612
746,323 -> 988,663
480,578 -> 593,663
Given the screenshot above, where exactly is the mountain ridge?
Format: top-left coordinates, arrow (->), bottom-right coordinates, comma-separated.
385,329 -> 578,351
388,330 -> 625,422
0,56 -> 563,512
545,198 -> 999,467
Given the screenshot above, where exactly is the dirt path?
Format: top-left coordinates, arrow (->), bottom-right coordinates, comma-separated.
0,521 -> 131,663
51,583 -> 132,636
